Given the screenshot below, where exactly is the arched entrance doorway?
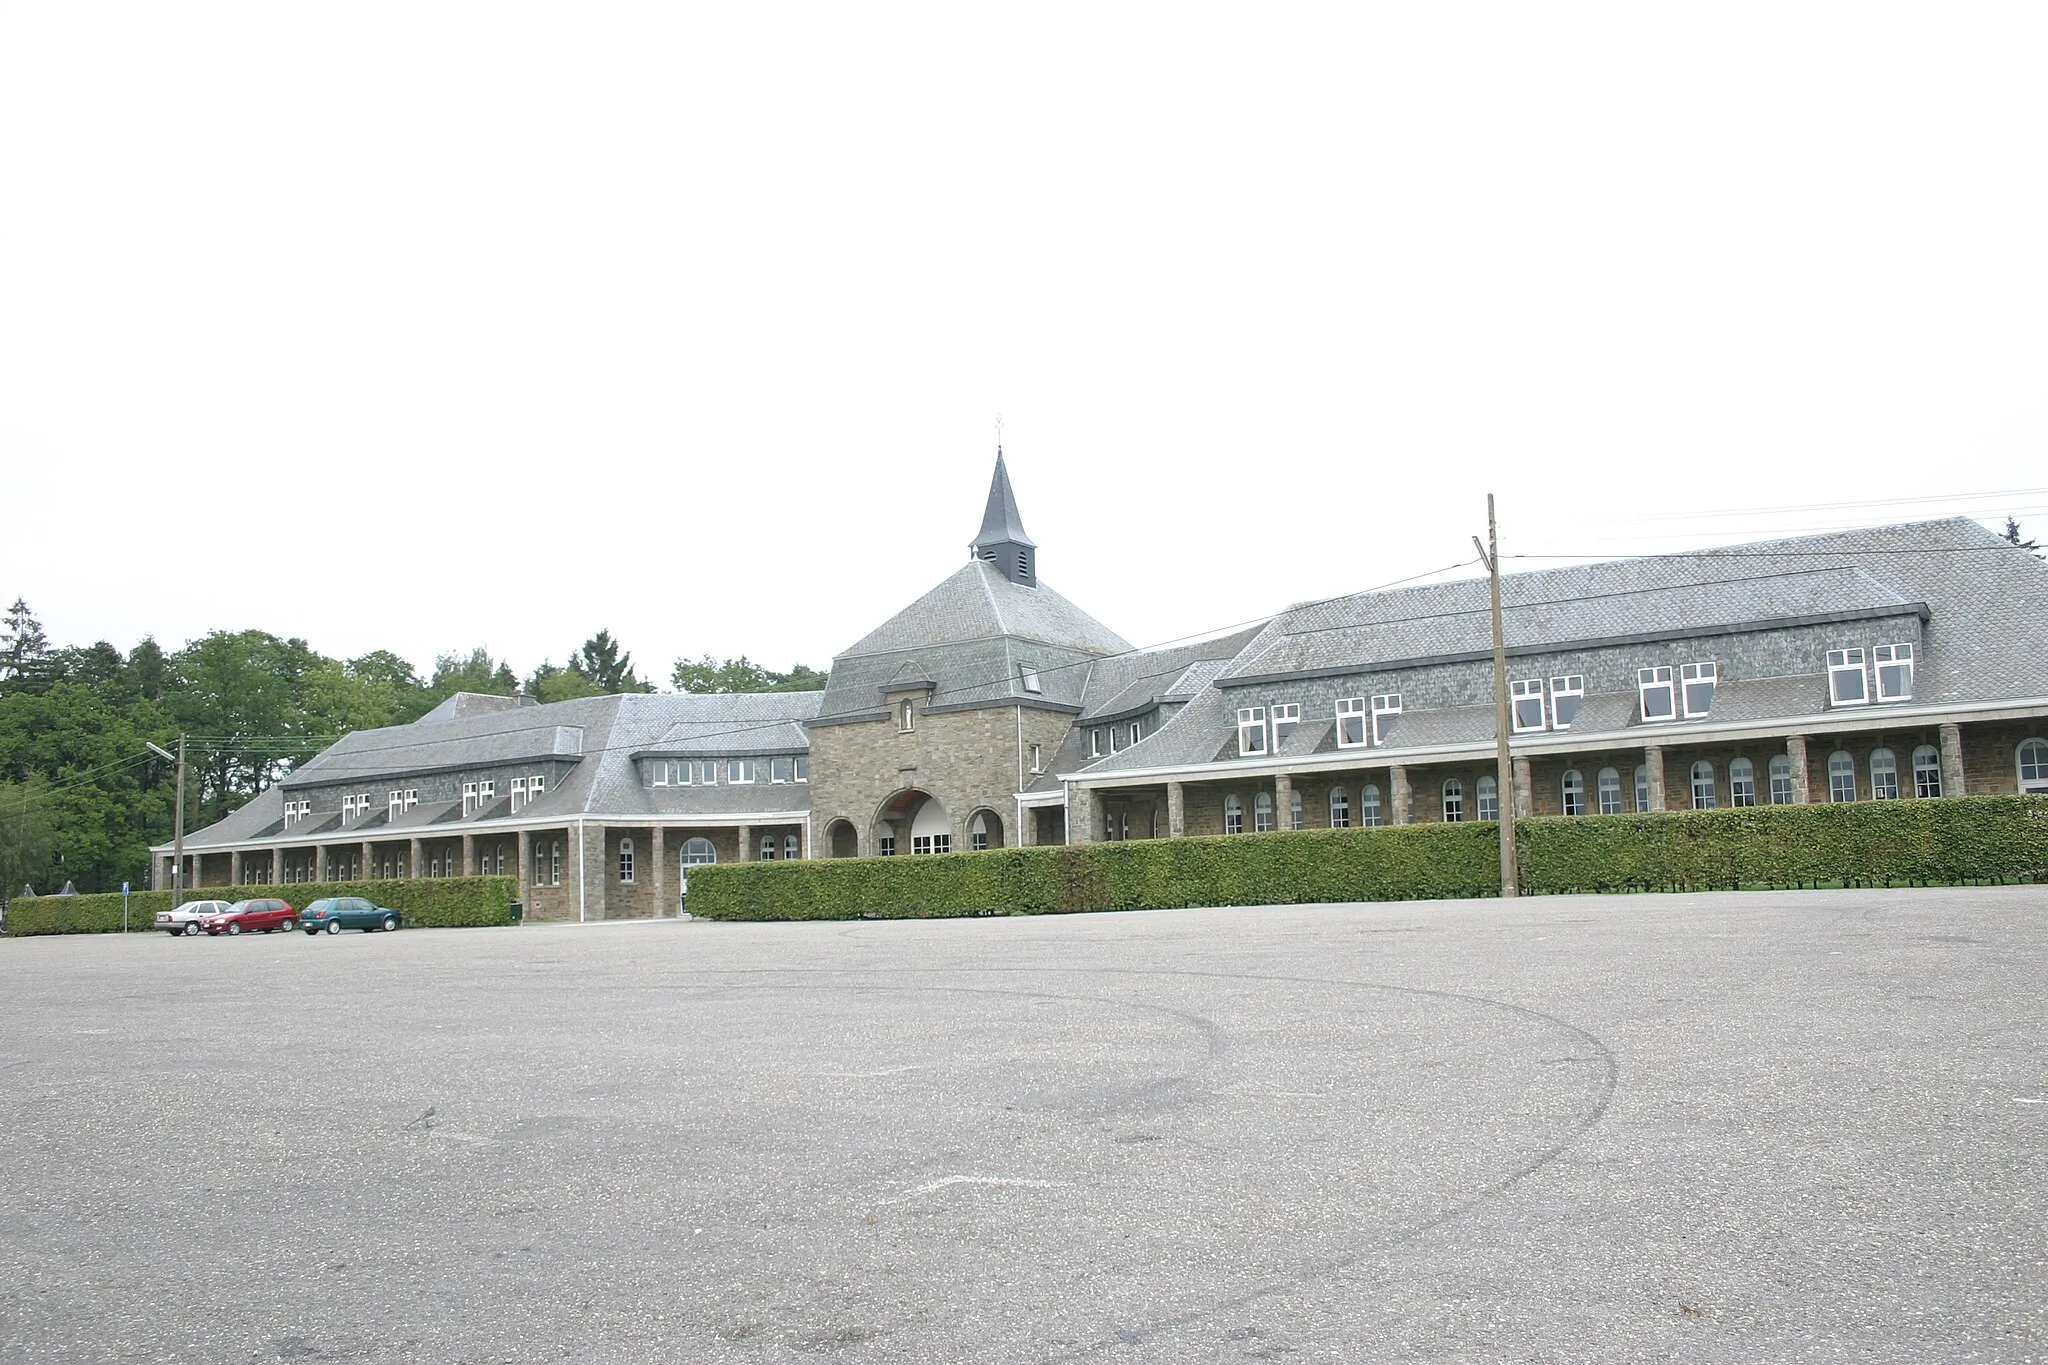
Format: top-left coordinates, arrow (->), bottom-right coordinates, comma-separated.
826,818 -> 859,858
874,789 -> 951,855
966,808 -> 1004,851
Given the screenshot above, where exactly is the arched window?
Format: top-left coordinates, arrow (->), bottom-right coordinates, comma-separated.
1768,755 -> 1794,804
1596,768 -> 1622,815
2019,738 -> 2048,794
1329,787 -> 1350,828
1289,789 -> 1303,830
784,833 -> 800,859
1223,794 -> 1244,835
1360,784 -> 1382,827
1634,765 -> 1651,813
899,698 -> 914,731
1253,792 -> 1275,832
1476,775 -> 1498,821
759,834 -> 777,860
1561,770 -> 1585,817
1869,748 -> 1899,800
1828,751 -> 1857,802
682,837 -> 717,864
1690,761 -> 1716,809
618,837 -> 636,883
1729,757 -> 1756,807
1912,745 -> 1942,798
1442,779 -> 1464,823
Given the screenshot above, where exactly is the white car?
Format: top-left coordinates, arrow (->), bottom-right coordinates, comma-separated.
154,899 -> 235,936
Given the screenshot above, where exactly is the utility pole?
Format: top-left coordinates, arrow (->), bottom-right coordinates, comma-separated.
147,737 -> 187,906
1475,495 -> 1518,898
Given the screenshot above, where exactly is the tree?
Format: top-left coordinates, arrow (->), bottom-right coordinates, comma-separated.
166,630 -> 323,824
124,637 -> 169,702
0,778 -> 58,900
528,662 -> 607,704
0,599 -> 52,691
568,630 -> 653,694
429,647 -> 520,699
672,655 -> 828,693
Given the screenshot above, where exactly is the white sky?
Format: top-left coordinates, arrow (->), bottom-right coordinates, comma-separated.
3,5 -> 2044,683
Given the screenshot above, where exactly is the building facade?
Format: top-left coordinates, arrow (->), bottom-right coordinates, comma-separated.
159,458 -> 2048,916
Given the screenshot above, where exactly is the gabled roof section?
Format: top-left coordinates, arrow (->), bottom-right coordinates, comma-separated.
839,560 -> 1129,660
1076,624 -> 1267,721
415,692 -> 523,725
971,450 -> 1036,551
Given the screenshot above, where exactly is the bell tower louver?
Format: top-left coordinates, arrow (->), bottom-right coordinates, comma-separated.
969,449 -> 1037,587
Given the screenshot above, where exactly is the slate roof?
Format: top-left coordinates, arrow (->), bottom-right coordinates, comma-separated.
971,451 -> 1037,551
1076,626 -> 1266,721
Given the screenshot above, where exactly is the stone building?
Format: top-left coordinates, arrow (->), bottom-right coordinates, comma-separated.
157,456 -> 2048,915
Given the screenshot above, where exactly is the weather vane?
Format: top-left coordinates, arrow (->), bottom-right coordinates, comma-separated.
995,413 -> 1003,452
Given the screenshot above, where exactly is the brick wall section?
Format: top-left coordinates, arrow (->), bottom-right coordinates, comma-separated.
1962,719 -> 2048,795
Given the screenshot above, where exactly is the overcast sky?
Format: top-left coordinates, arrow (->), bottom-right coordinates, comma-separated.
3,5 -> 2044,684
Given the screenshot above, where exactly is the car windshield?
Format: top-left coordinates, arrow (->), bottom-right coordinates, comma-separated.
308,899 -> 335,912
229,901 -> 258,912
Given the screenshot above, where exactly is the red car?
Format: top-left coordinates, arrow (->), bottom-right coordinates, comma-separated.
201,897 -> 299,936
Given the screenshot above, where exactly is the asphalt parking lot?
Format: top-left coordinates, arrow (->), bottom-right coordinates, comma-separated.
1,886 -> 2043,1363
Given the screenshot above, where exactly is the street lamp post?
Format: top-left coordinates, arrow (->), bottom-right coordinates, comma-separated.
146,737 -> 186,906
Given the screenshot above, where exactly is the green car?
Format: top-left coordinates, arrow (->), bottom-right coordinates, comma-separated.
299,896 -> 402,935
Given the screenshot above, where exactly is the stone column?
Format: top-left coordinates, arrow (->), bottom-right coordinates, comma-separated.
1273,773 -> 1295,830
516,829 -> 531,905
1019,807 -> 1038,847
461,833 -> 476,877
651,827 -> 667,916
1390,766 -> 1412,825
1938,723 -> 1965,796
1644,747 -> 1666,812
229,850 -> 243,885
406,837 -> 422,879
313,845 -> 327,882
1786,735 -> 1810,804
1067,785 -> 1096,845
271,848 -> 286,886
1166,781 -> 1186,838
361,841 -> 373,881
736,824 -> 752,863
580,823 -> 608,920
1512,756 -> 1534,819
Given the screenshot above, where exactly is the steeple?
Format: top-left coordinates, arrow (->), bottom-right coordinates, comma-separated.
969,448 -> 1038,587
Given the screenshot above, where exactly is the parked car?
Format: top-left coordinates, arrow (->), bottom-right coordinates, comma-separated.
299,896 -> 402,935
154,899 -> 236,936
202,898 -> 298,936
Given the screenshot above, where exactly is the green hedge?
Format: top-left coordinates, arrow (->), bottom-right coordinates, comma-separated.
687,822 -> 1501,921
1,876 -> 518,936
688,795 -> 2048,921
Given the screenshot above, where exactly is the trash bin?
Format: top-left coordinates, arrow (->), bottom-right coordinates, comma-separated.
508,900 -> 524,924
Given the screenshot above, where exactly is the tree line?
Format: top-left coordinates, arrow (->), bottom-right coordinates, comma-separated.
0,599 -> 823,898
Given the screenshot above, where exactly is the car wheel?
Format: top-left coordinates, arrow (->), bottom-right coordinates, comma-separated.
304,926 -> 318,935
227,922 -> 241,936
381,916 -> 397,933
182,921 -> 200,936
324,920 -> 341,935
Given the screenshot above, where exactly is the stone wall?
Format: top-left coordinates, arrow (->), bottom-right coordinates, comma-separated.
811,702 -> 1057,855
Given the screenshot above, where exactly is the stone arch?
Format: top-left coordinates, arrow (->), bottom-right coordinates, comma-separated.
873,788 -> 952,855
966,807 -> 1005,851
826,818 -> 859,859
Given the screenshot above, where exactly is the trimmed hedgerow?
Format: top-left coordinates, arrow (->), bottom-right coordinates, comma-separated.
1,876 -> 517,936
687,822 -> 1502,921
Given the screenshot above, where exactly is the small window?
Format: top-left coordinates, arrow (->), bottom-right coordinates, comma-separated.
477,781 -> 494,808
1596,768 -> 1622,815
682,837 -> 716,865
1827,649 -> 1868,706
1335,697 -> 1368,748
899,699 -> 915,731
1768,755 -> 1794,805
650,763 -> 668,787
1549,675 -> 1584,729
1237,707 -> 1268,757
1030,744 -> 1042,774
1476,775 -> 1498,822
1360,784 -> 1383,827
512,781 -> 529,804
771,758 -> 791,783
1270,703 -> 1300,749
760,835 -> 777,860
1690,761 -> 1717,810
389,791 -> 403,820
793,757 -> 809,782
1730,757 -> 1756,807
1019,664 -> 1042,694
1638,667 -> 1675,722
2018,738 -> 2048,794
1510,679 -> 1545,733
1869,748 -> 1899,800
1090,729 -> 1104,759
671,762 -> 691,786
1329,787 -> 1350,828
784,833 -> 799,859
727,760 -> 756,784
699,762 -> 718,785
1253,792 -> 1275,833
510,777 -> 526,811
1371,694 -> 1402,745
878,834 -> 896,856
971,816 -> 989,852
1634,765 -> 1651,813
1561,769 -> 1585,816
1912,745 -> 1942,798
1681,662 -> 1717,719
1129,720 -> 1142,747
1874,644 -> 1913,701
1223,794 -> 1244,835
1441,779 -> 1464,823
462,782 -> 479,816
1289,788 -> 1303,831
618,837 -> 635,884
1828,750 -> 1857,802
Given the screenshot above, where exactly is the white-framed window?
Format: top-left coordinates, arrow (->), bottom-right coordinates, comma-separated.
784,833 -> 799,859
1371,694 -> 1402,745
462,782 -> 479,816
1030,744 -> 1043,774
682,837 -> 717,865
1360,784 -> 1382,827
1549,675 -> 1584,729
899,699 -> 915,731
617,838 -> 635,883
1019,664 -> 1042,694
1562,769 -> 1585,816
1913,745 -> 1942,798
1874,643 -> 1914,701
1637,666 -> 1676,722
911,833 -> 952,855
726,760 -> 756,784
670,762 -> 690,786
760,835 -> 777,860
1129,720 -> 1143,748
1634,765 -> 1651,813
534,839 -> 562,886
1289,788 -> 1303,831
477,781 -> 495,808
1596,767 -> 1622,815
1690,761 -> 1717,810
1769,755 -> 1794,805
2018,738 -> 2048,794
1442,779 -> 1464,822
1730,757 -> 1756,807
389,791 -> 403,821
1510,679 -> 1546,733
342,793 -> 361,822
1477,775 -> 1498,822
1828,750 -> 1857,802
1090,729 -> 1104,758
1336,697 -> 1368,748
1223,794 -> 1244,835
511,777 -> 527,811
878,833 -> 896,856
698,762 -> 718,785
1253,792 -> 1274,832
971,816 -> 989,852
1237,707 -> 1268,757
1681,662 -> 1717,719
793,757 -> 809,782
284,798 -> 310,828
771,758 -> 791,783
1827,648 -> 1868,706
1869,748 -> 1899,800
1270,703 -> 1300,750
1329,787 -> 1350,828
650,763 -> 668,787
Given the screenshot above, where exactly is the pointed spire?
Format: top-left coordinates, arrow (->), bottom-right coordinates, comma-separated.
969,449 -> 1038,586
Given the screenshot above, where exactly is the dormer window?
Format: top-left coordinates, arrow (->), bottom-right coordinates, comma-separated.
1827,649 -> 1868,706
1237,707 -> 1268,756
1681,662 -> 1717,718
1874,643 -> 1913,700
1089,728 -> 1104,758
649,764 -> 668,788
1549,675 -> 1584,729
1371,694 -> 1402,745
1637,667 -> 1676,722
1336,697 -> 1368,748
1270,704 -> 1300,749
1019,664 -> 1042,694
793,757 -> 808,782
1510,679 -> 1545,732
520,778 -> 536,803
477,780 -> 495,809
1128,720 -> 1142,747
462,782 -> 479,816
284,798 -> 310,828
388,791 -> 403,821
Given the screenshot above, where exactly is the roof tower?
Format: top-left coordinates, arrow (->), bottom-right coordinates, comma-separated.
970,449 -> 1037,586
